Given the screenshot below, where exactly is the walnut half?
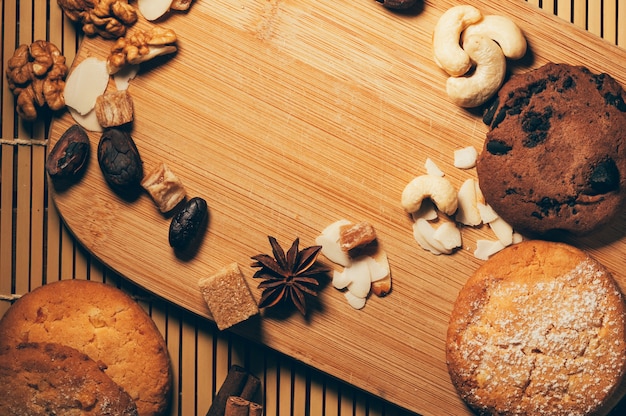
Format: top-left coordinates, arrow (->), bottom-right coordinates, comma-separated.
107,27 -> 177,74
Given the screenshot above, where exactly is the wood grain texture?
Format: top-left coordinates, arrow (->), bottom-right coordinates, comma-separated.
47,0 -> 626,414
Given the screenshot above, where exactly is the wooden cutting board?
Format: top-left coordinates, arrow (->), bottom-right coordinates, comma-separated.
48,0 -> 626,414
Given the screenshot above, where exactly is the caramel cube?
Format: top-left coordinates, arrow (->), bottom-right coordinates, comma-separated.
95,90 -> 134,127
339,221 -> 377,252
141,163 -> 186,213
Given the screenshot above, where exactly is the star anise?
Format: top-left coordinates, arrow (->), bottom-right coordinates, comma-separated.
251,236 -> 329,315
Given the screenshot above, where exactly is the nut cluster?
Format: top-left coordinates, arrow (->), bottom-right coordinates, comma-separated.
432,6 -> 527,108
401,154 -> 521,259
316,220 -> 392,309
57,0 -> 138,39
5,41 -> 68,120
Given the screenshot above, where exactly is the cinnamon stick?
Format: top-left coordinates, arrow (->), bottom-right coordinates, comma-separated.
224,396 -> 250,416
248,402 -> 263,416
224,396 -> 264,416
239,372 -> 261,401
205,365 -> 250,416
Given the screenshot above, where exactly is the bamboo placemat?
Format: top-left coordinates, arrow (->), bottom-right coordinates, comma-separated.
2,1 -> 626,415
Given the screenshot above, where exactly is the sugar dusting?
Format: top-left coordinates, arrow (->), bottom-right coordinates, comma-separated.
452,259 -> 626,415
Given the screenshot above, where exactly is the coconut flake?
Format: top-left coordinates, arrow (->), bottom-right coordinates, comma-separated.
474,239 -> 506,260
366,251 -> 390,282
453,146 -> 478,169
332,269 -> 351,290
345,258 -> 372,298
456,178 -> 482,226
415,218 -> 451,255
138,0 -> 173,21
113,64 -> 139,90
477,202 -> 499,224
425,158 -> 445,177
69,107 -> 103,132
344,290 -> 367,310
411,199 -> 438,221
433,221 -> 462,251
64,57 -> 109,116
489,217 -> 514,246
316,219 -> 352,266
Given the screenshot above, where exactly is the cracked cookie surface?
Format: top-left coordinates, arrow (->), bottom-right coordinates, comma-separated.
0,280 -> 171,416
477,62 -> 626,236
0,342 -> 138,415
446,240 -> 626,415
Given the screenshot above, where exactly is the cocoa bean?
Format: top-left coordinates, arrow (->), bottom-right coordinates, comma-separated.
97,128 -> 143,191
169,197 -> 208,250
377,0 -> 418,10
46,124 -> 90,181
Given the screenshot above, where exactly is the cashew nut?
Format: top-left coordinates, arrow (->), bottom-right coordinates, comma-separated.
445,35 -> 506,108
462,15 -> 527,60
432,5 -> 483,77
401,175 -> 458,215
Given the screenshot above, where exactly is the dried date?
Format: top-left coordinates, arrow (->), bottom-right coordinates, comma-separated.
46,124 -> 90,181
169,197 -> 208,250
97,128 -> 143,191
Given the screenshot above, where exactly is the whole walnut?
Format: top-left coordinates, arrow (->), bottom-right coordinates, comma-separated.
57,0 -> 137,39
5,41 -> 68,121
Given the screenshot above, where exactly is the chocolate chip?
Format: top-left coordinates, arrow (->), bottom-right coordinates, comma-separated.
491,99 -> 523,130
536,197 -> 561,216
556,75 -> 575,93
520,107 -> 552,147
486,139 -> 512,155
587,158 -> 620,194
604,92 -> 626,112
523,131 -> 548,148
591,72 -> 607,90
489,77 -> 549,131
491,107 -> 508,129
528,79 -> 548,95
482,96 -> 499,126
562,76 -> 575,90
522,107 -> 553,133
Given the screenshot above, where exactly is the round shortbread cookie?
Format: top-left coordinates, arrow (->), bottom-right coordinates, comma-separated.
0,342 -> 138,415
0,280 -> 171,416
446,240 -> 626,415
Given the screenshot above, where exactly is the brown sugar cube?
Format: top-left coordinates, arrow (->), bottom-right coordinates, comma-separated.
198,263 -> 259,330
95,90 -> 134,127
339,221 -> 377,252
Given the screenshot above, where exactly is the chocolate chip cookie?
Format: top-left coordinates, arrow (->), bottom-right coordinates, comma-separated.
477,63 -> 626,236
